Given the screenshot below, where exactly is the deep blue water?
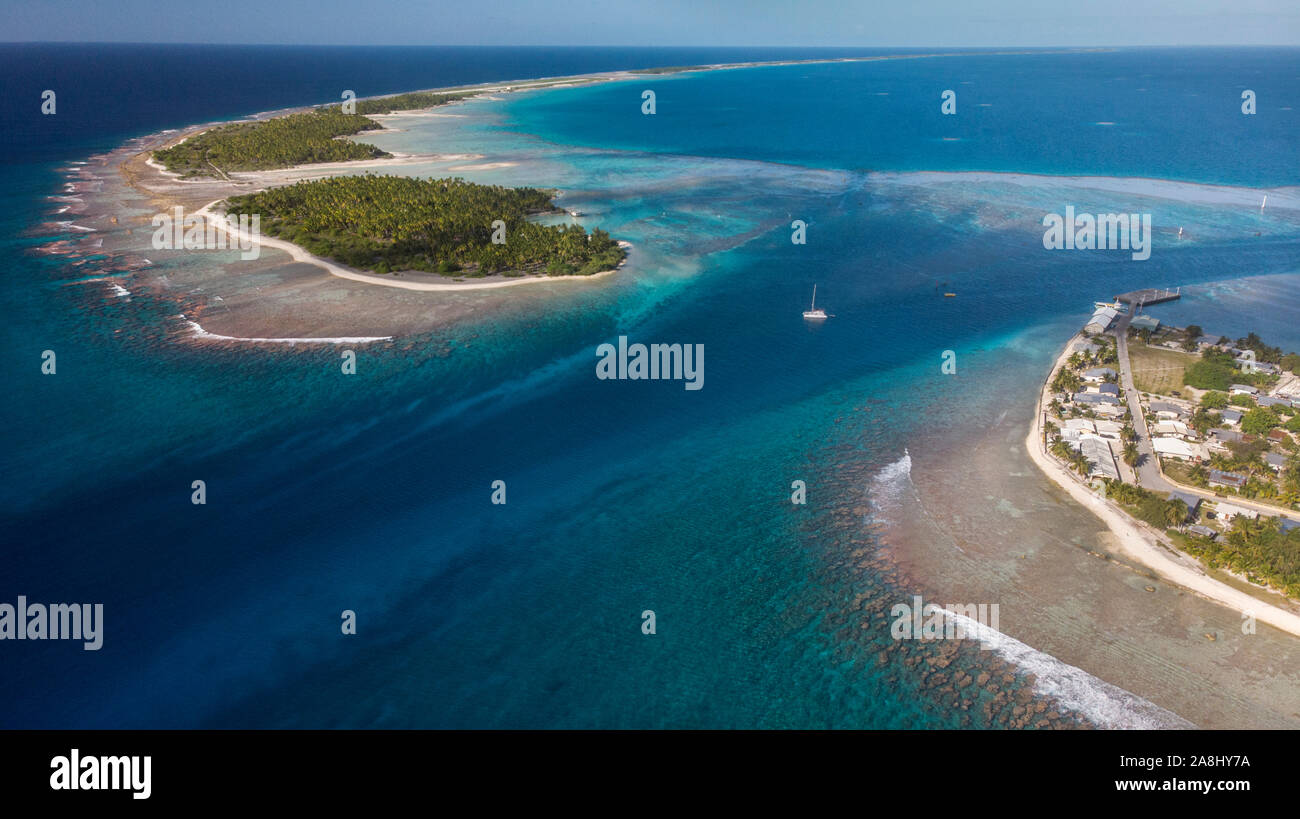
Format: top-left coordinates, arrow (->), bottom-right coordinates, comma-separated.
505,48 -> 1300,186
2,45 -> 1299,728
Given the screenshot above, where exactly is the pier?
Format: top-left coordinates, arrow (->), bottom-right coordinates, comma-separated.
1114,287 -> 1181,309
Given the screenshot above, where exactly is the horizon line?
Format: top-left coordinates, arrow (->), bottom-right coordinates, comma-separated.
2,41 -> 1298,49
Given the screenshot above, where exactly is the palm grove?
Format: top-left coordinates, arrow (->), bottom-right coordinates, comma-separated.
226,175 -> 624,277
154,92 -> 625,277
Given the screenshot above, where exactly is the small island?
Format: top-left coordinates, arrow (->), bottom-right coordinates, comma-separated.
142,87 -> 627,291
223,175 -> 626,277
152,92 -> 475,178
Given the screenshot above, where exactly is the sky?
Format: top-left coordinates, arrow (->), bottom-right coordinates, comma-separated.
2,0 -> 1298,46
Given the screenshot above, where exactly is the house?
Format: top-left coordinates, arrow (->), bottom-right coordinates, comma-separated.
1082,367 -> 1117,382
1076,435 -> 1120,481
1268,429 -> 1291,445
1153,437 -> 1196,460
1187,524 -> 1220,540
1148,401 -> 1186,419
1214,502 -> 1258,522
1220,409 -> 1243,425
1195,335 -> 1224,348
1167,491 -> 1202,520
1094,420 -> 1124,439
1209,428 -> 1244,445
1265,452 -> 1288,472
1074,392 -> 1120,406
1230,384 -> 1259,396
1097,383 -> 1121,396
1130,314 -> 1160,332
1281,518 -> 1300,535
1153,420 -> 1191,438
1064,418 -> 1097,433
1208,469 -> 1248,490
1072,341 -> 1101,356
1257,395 -> 1292,408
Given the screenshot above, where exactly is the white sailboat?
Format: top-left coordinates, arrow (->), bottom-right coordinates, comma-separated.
1261,195 -> 1267,212
803,285 -> 828,320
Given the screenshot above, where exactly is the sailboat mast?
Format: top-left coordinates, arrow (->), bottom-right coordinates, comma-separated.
811,284 -> 816,310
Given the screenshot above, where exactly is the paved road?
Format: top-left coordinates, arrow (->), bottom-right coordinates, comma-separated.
1111,313 -> 1171,492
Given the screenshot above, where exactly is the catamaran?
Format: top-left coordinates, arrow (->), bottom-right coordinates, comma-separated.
803,285 -> 828,320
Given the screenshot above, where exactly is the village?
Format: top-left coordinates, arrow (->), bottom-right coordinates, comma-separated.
1040,292 -> 1300,597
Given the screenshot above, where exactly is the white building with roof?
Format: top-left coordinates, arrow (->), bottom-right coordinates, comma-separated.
1214,503 -> 1258,522
1085,305 -> 1120,334
1094,420 -> 1124,439
1152,437 -> 1198,460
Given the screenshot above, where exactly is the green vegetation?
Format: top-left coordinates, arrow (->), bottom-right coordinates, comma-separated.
224,174 -> 625,277
1184,348 -> 1273,392
1122,440 -> 1140,466
1182,516 -> 1300,598
1050,440 -> 1091,476
1234,332 -> 1283,364
1103,480 -> 1189,528
1051,367 -> 1081,394
1200,390 -> 1229,409
1164,460 -> 1207,488
1189,407 -> 1221,435
1182,324 -> 1203,351
1242,406 -> 1281,435
351,92 -> 473,115
154,108 -> 387,177
629,66 -> 707,74
153,93 -> 472,177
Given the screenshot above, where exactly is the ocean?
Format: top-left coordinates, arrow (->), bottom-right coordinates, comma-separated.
3,45 -> 1299,728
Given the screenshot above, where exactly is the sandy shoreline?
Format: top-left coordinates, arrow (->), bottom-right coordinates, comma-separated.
1026,333 -> 1300,639
194,199 -> 630,291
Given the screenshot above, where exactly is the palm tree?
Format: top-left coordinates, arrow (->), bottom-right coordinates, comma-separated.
1164,499 -> 1188,527
1122,441 -> 1140,467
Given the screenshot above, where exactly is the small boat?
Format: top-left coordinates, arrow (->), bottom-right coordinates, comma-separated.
803,284 -> 828,320
1261,195 -> 1267,212
943,292 -> 956,298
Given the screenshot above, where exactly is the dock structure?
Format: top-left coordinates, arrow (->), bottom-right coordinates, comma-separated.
1114,287 -> 1181,310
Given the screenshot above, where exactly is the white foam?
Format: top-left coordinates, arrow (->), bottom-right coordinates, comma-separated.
939,608 -> 1195,729
868,450 -> 916,524
182,318 -> 391,344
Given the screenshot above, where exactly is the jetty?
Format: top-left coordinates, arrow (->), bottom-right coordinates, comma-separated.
1114,287 -> 1180,309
